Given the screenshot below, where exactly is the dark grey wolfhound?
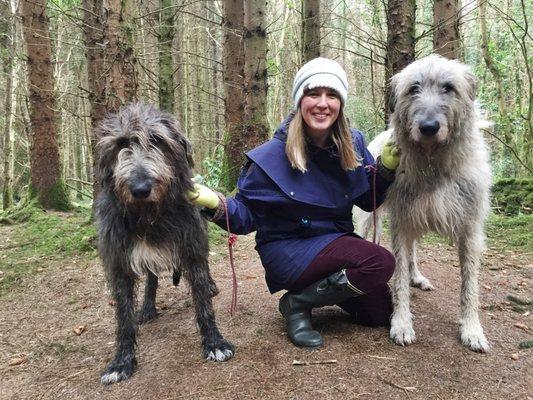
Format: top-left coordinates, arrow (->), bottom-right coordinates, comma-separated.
95,103 -> 234,384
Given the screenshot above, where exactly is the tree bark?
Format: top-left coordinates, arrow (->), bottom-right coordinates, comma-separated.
82,0 -> 107,130
433,0 -> 461,59
21,0 -> 70,210
104,0 -> 138,112
158,0 -> 175,113
222,0 -> 245,188
301,0 -> 320,62
384,0 -> 416,123
1,0 -> 17,210
243,0 -> 269,160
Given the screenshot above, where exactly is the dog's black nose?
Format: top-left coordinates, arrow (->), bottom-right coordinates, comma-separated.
131,182 -> 152,199
419,119 -> 440,136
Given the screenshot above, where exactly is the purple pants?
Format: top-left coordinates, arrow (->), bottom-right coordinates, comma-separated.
288,235 -> 395,327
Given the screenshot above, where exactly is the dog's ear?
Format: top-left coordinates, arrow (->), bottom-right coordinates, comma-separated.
178,136 -> 194,169
94,117 -> 117,186
160,115 -> 195,168
464,68 -> 478,102
388,76 -> 397,114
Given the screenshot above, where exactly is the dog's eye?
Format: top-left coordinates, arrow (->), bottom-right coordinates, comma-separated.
149,135 -> 165,148
408,83 -> 420,95
442,83 -> 455,93
116,138 -> 129,149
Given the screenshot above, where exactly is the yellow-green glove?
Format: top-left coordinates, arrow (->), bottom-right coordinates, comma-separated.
188,183 -> 219,209
380,140 -> 401,170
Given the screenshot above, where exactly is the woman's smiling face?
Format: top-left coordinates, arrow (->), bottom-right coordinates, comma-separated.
300,87 -> 341,147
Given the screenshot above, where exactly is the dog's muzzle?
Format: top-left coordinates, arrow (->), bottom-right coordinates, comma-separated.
130,179 -> 152,199
419,119 -> 440,136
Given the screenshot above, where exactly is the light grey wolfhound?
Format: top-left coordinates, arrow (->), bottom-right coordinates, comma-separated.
357,55 -> 491,352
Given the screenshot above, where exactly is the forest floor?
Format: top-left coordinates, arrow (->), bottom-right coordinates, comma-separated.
0,211 -> 531,400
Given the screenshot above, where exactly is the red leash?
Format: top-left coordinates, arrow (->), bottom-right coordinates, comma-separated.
222,200 -> 238,315
364,164 -> 378,244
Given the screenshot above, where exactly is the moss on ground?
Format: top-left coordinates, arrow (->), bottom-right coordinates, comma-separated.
1,208 -> 530,298
486,213 -> 532,251
492,178 -> 533,215
208,222 -> 228,245
0,207 -> 96,296
421,213 -> 532,252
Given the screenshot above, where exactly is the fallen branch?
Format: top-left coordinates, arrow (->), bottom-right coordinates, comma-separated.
292,359 -> 337,366
378,375 -> 417,392
366,354 -> 397,360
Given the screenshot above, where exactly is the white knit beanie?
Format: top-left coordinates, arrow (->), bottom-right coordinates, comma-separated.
292,57 -> 349,107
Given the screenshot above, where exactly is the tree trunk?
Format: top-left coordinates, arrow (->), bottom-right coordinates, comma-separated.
104,0 -> 138,112
83,0 -> 138,204
82,0 -> 106,205
1,0 -> 17,210
21,0 -> 70,210
243,0 -> 269,158
433,0 -> 461,59
384,0 -> 416,123
222,0 -> 245,189
478,0 -> 508,127
301,0 -> 320,62
83,0 -> 107,130
159,0 -> 175,113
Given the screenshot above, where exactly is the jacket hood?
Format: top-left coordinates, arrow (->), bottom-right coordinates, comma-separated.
273,112 -> 296,142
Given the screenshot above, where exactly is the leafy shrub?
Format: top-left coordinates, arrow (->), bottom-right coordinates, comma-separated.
491,178 -> 533,215
202,145 -> 225,189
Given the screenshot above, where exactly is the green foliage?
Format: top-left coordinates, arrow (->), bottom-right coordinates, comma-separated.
0,208 -> 96,296
486,213 -> 532,251
417,213 -> 532,252
347,96 -> 385,139
48,181 -> 72,211
491,178 -> 533,215
28,181 -> 72,212
202,145 -> 225,189
208,222 -> 227,245
0,197 -> 41,225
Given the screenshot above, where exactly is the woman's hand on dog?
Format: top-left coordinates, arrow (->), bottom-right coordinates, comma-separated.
381,140 -> 401,170
188,182 -> 219,209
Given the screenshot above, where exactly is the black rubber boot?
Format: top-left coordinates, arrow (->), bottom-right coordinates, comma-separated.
279,270 -> 363,347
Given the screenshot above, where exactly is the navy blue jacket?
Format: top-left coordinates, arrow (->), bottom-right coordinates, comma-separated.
214,116 -> 392,293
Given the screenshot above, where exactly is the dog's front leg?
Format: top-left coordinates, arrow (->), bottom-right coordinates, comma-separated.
409,242 -> 434,290
136,271 -> 158,324
390,231 -> 416,346
101,271 -> 138,384
186,255 -> 235,362
458,230 -> 489,352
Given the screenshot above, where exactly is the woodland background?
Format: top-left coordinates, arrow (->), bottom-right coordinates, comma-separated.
0,2 -> 531,397
0,0 -> 531,214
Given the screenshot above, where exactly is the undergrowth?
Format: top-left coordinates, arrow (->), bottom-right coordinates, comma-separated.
0,208 -> 530,297
0,206 -> 96,296
417,213 -> 532,253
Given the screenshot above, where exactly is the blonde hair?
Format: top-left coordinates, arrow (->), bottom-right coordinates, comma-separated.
285,108 -> 360,173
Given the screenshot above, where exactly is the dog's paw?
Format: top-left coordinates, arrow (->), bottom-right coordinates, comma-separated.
460,326 -> 489,353
136,306 -> 157,324
100,356 -> 137,385
390,314 -> 416,346
410,275 -> 435,291
204,339 -> 235,362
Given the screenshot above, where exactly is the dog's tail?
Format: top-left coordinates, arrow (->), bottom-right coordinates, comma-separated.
172,270 -> 181,286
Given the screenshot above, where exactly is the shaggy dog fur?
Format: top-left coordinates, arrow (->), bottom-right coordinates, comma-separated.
357,55 -> 491,352
95,103 -> 234,384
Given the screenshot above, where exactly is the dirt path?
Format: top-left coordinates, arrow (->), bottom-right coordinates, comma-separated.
0,229 -> 531,400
